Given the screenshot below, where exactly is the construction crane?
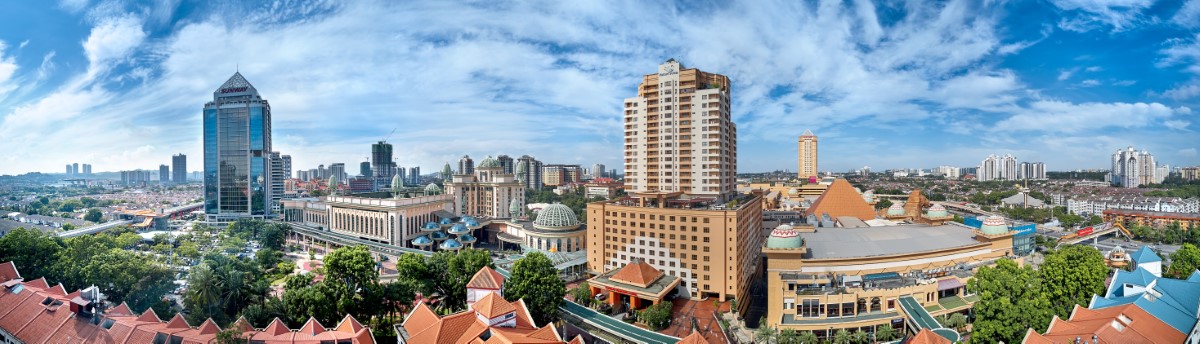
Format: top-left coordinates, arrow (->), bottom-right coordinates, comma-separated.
381,128 -> 397,143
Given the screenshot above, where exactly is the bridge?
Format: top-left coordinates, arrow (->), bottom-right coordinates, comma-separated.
163,202 -> 204,218
58,220 -> 134,238
897,295 -> 960,343
931,201 -> 998,217
1058,222 -> 1132,245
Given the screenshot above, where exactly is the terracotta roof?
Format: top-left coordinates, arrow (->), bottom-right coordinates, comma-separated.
299,317 -> 326,336
905,329 -> 951,344
676,331 -> 710,344
26,277 -> 49,289
467,266 -> 506,290
567,336 -> 585,344
403,303 -> 442,331
610,260 -> 663,288
197,318 -> 221,335
405,310 -> 488,344
1022,304 -> 1184,344
165,313 -> 191,329
806,179 -> 876,221
472,292 -> 517,320
231,316 -> 255,332
335,314 -> 366,334
135,308 -> 161,322
0,261 -> 19,281
262,318 -> 291,336
108,302 -> 134,316
403,295 -> 568,344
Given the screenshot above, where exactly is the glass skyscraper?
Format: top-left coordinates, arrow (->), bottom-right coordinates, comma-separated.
204,72 -> 272,222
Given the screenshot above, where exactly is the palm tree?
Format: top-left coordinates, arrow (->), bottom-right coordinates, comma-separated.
186,264 -> 221,323
755,324 -> 776,343
832,329 -> 851,344
875,325 -> 898,342
850,330 -> 868,344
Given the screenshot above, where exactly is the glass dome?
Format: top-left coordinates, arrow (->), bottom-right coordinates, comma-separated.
439,218 -> 453,225
440,238 -> 462,250
533,203 -> 581,230
424,222 -> 439,230
449,223 -> 470,235
411,236 -> 432,246
431,231 -> 449,240
459,233 -> 477,243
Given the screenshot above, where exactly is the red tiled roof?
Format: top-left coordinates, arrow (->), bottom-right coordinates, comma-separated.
165,313 -> 191,329
467,266 -> 506,290
135,308 -> 161,323
403,295 -> 567,344
905,329 -> 951,344
676,331 -> 710,344
108,303 -> 134,316
26,277 -> 49,289
197,319 -> 221,335
0,261 -> 19,282
299,317 -> 326,336
472,292 -> 516,320
1022,304 -> 1184,344
610,260 -> 663,288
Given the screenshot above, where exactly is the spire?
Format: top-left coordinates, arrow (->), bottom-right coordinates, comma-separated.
215,72 -> 256,94
801,129 -> 815,137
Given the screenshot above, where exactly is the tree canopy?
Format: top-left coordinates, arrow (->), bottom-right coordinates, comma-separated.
502,251 -> 565,325
1038,245 -> 1108,317
968,259 -> 1053,343
1168,244 -> 1200,279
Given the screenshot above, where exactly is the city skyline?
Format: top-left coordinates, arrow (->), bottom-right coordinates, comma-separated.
2,1 -> 1200,176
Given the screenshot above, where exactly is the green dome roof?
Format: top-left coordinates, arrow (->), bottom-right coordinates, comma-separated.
886,203 -> 906,216
980,216 -> 1009,235
424,183 -> 442,193
926,204 -> 949,218
534,203 -> 581,230
478,156 -> 501,169
765,225 -> 802,249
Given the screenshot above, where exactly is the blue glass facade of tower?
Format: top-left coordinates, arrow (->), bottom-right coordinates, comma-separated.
204,72 -> 272,222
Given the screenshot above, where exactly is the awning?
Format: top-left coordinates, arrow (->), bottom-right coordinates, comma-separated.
937,278 -> 963,291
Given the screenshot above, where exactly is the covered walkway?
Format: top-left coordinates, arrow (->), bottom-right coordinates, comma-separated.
897,295 -> 960,343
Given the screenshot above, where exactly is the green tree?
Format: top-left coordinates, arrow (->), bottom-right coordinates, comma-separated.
215,328 -> 248,344
779,329 -> 818,344
874,325 -> 897,341
943,312 -> 968,331
83,248 -> 175,312
84,208 -> 103,222
393,253 -> 433,293
637,301 -> 672,330
831,329 -> 851,344
323,245 -> 378,294
969,259 -> 1053,344
1038,245 -> 1108,317
429,248 -> 493,310
0,227 -> 62,280
570,281 -> 594,307
115,232 -> 142,249
184,263 -> 223,324
1168,243 -> 1200,278
502,252 -> 565,325
754,323 -> 774,343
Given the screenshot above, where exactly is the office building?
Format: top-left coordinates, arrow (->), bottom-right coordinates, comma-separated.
330,163 -> 346,184
591,163 -> 606,179
589,60 -> 761,314
317,164 -> 327,180
622,59 -> 736,200
542,164 -> 582,187
1112,146 -> 1158,188
298,170 -> 310,182
458,155 -> 475,175
497,155 -> 515,174
798,130 -> 818,180
359,161 -> 372,177
446,156 -> 525,219
172,154 -> 187,184
269,152 -> 288,212
72,163 -> 79,176
408,166 -> 420,186
516,155 -> 543,190
372,141 -> 395,190
159,165 -> 170,184
280,154 -> 291,179
120,170 -> 153,186
203,72 -> 273,223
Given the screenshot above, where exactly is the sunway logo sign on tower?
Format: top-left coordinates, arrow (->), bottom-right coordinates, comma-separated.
220,87 -> 248,94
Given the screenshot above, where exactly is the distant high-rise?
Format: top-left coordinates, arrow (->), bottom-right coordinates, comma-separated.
408,166 -> 420,186
172,154 -> 187,184
623,59 -> 736,200
360,161 -> 372,177
269,152 -> 287,212
298,170 -> 310,181
1019,162 -> 1046,180
330,163 -> 346,184
1112,146 -> 1158,188
458,155 -> 475,175
317,164 -> 327,180
1000,154 -> 1018,180
797,130 -> 818,180
65,164 -> 71,175
372,141 -> 395,190
281,155 -> 292,179
497,155 -> 515,174
592,163 -> 606,179
159,165 -> 170,184
203,72 -> 273,222
516,155 -> 543,190
82,164 -> 91,175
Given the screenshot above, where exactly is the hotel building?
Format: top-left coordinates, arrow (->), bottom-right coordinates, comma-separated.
203,72 -> 274,223
586,60 -> 761,313
621,58 -> 737,200
798,130 -> 818,180
446,156 -> 525,219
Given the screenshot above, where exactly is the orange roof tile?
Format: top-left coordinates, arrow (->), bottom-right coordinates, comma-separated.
262,318 -> 291,336
405,311 -> 488,344
471,292 -> 516,320
402,303 -> 441,332
26,277 -> 49,289
610,260 -> 662,288
335,314 -> 366,334
467,266 -> 506,290
136,308 -> 161,323
108,302 -> 134,316
676,331 -> 709,344
806,179 -> 876,221
906,329 -> 951,344
231,317 -> 255,332
299,317 -> 326,336
567,336 -> 585,344
0,261 -> 20,282
1023,304 -> 1185,344
165,313 -> 191,329
197,318 -> 221,335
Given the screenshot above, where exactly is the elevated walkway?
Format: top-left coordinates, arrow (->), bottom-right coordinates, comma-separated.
897,295 -> 960,343
57,220 -> 134,238
1060,222 -> 1129,245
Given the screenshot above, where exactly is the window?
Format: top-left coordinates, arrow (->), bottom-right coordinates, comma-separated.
799,299 -> 820,318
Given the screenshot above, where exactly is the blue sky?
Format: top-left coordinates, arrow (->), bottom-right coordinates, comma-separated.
0,0 -> 1198,176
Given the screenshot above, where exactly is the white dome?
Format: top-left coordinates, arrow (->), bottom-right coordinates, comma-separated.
534,203 -> 581,230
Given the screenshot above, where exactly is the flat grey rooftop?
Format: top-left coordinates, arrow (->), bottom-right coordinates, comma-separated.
803,224 -> 981,259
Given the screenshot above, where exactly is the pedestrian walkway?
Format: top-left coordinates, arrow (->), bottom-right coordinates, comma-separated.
898,295 -> 960,342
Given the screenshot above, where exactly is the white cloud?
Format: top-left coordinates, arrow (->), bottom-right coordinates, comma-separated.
0,41 -> 18,101
1164,119 -> 1191,130
1050,0 -> 1155,32
81,14 -> 146,75
37,51 -> 56,80
1085,66 -> 1103,72
1174,0 -> 1200,28
995,101 -> 1180,133
1058,69 -> 1076,80
1114,80 -> 1137,86
1080,79 -> 1101,87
